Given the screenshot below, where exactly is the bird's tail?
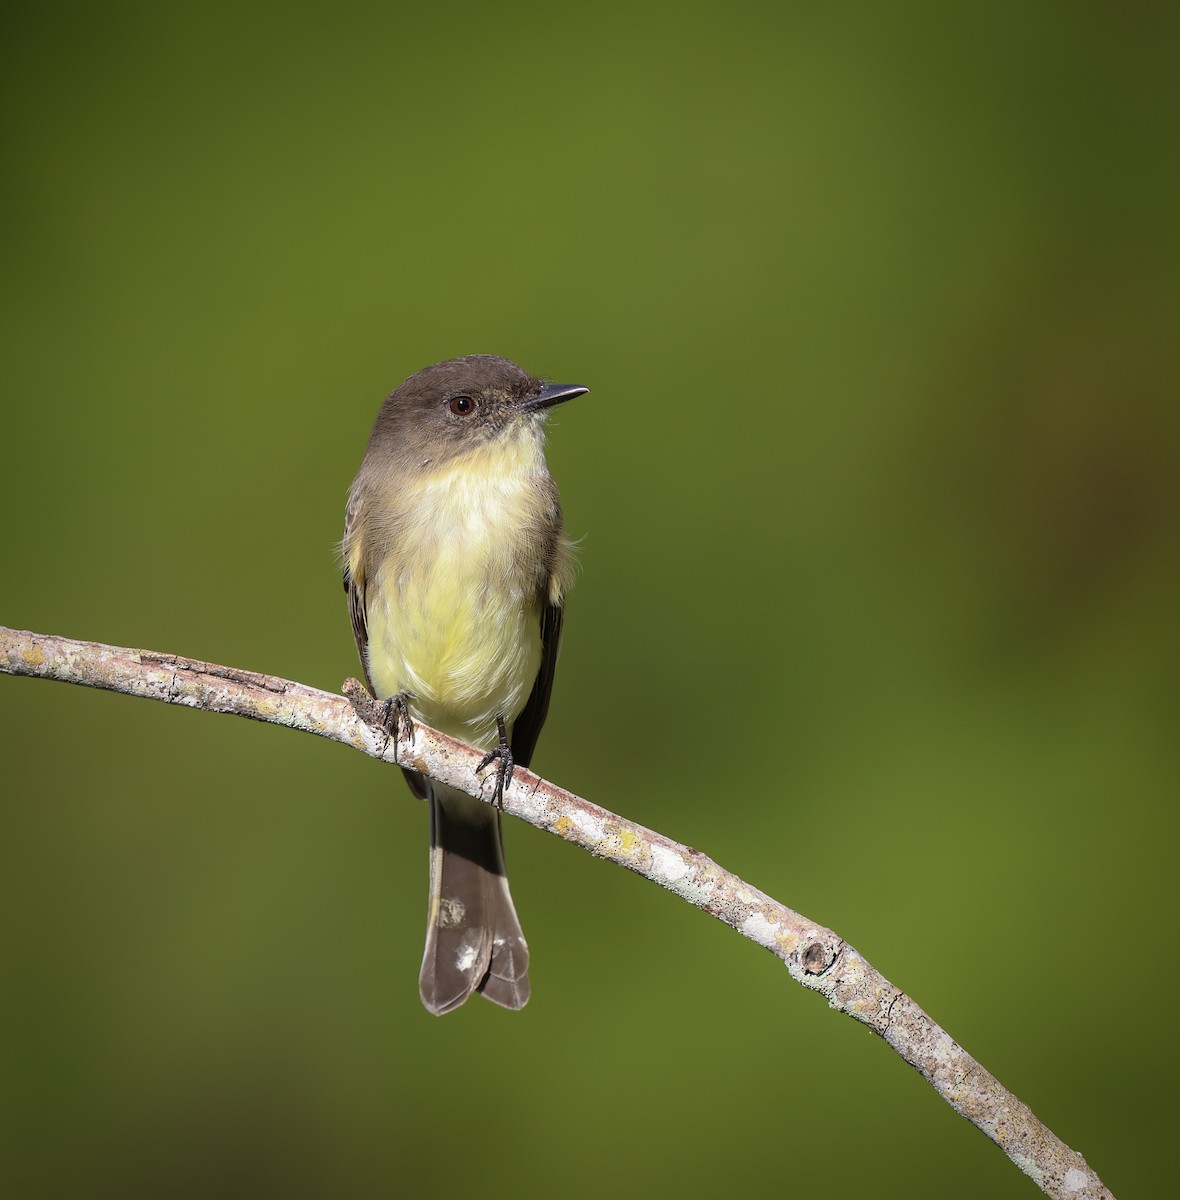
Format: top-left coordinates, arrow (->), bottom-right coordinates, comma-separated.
419,783 -> 530,1015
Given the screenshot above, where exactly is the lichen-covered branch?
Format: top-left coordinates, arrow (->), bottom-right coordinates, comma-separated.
0,625 -> 1112,1200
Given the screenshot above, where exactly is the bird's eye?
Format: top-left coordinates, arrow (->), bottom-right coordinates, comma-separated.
449,395 -> 475,416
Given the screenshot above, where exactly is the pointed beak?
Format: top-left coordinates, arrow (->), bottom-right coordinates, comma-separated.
523,382 -> 590,412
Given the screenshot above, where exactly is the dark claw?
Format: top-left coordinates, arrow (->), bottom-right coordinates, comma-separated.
344,680 -> 415,762
476,715 -> 514,808
377,693 -> 415,761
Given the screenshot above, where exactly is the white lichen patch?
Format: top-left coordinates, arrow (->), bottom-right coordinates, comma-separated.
565,806 -> 607,844
740,910 -> 782,950
650,843 -> 689,883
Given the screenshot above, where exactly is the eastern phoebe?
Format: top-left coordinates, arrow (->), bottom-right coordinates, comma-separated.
343,355 -> 587,1015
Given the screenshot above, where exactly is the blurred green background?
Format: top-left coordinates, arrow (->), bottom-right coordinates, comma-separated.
3,3 -> 1177,1197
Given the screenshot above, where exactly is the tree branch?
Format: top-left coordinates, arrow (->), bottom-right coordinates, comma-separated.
0,625 -> 1112,1200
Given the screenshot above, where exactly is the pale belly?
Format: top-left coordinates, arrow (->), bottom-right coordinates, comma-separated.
365,540 -> 544,751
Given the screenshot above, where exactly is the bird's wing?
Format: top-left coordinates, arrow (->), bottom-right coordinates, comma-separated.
342,492 -> 374,695
511,599 -> 564,770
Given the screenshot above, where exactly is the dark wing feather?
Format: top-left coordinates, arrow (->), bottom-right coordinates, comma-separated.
343,493 -> 375,696
511,600 -> 564,769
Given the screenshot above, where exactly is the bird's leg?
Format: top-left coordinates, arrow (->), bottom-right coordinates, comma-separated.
476,715 -> 514,809
343,679 -> 415,762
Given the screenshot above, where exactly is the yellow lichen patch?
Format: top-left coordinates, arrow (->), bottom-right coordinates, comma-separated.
22,645 -> 46,667
776,930 -> 800,954
552,816 -> 577,840
618,827 -> 641,859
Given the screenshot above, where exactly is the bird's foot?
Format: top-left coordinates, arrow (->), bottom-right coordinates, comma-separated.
343,680 -> 415,761
476,715 -> 514,809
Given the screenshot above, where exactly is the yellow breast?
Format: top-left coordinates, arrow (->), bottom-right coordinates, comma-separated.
363,430 -> 556,749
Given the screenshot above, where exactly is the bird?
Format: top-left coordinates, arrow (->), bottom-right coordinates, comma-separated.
342,354 -> 587,1014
